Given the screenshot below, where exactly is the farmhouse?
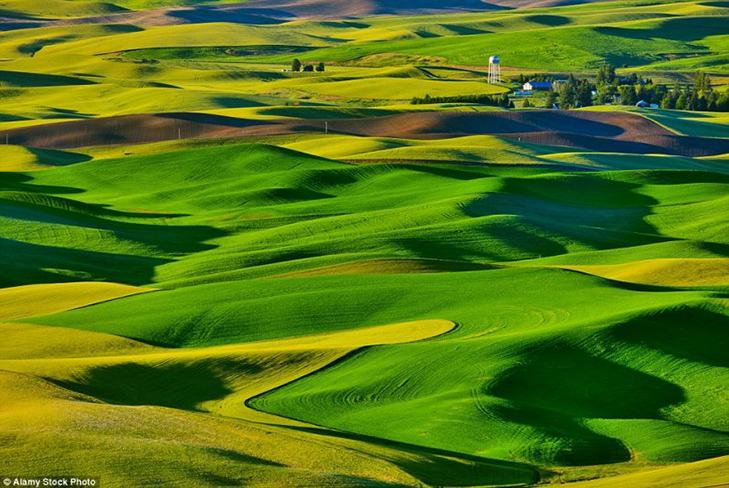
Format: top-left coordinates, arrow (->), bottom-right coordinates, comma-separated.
523,81 -> 553,91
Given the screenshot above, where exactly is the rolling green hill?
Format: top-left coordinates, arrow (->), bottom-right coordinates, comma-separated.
2,137 -> 728,485
0,0 -> 726,128
1,0 -> 728,486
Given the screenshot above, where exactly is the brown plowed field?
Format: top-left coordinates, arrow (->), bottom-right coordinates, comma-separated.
3,110 -> 726,157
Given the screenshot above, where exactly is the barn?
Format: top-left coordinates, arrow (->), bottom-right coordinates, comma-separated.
523,81 -> 553,91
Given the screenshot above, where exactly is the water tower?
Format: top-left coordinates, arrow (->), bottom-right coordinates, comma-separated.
488,55 -> 501,84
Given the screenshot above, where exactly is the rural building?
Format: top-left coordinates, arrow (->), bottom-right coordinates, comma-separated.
523,81 -> 553,91
636,100 -> 649,107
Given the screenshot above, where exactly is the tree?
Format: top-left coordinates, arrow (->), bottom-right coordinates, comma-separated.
316,62 -> 325,72
576,80 -> 592,107
653,84 -> 667,106
499,92 -> 510,108
545,90 -> 558,108
660,90 -> 677,109
522,97 -> 531,108
619,85 -> 637,105
675,93 -> 688,110
292,59 -> 302,72
559,86 -> 576,109
597,83 -> 617,104
694,70 -> 711,92
596,63 -> 616,85
303,64 -> 314,72
636,83 -> 650,103
717,91 -> 729,111
694,71 -> 705,91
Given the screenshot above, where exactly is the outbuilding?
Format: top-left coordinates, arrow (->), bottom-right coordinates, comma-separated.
523,81 -> 553,91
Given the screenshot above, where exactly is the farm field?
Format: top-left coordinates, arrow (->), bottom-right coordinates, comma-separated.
0,0 -> 728,487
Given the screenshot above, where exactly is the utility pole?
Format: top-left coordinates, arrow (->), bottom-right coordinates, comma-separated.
325,121 -> 328,134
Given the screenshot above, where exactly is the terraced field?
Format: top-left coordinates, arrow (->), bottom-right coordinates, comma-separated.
1,0 -> 728,486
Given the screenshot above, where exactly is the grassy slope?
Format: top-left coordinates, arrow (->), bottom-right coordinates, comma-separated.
0,0 -> 726,127
3,319 -> 524,488
224,5 -> 729,71
1,142 -> 726,485
0,0 -> 727,485
566,454 -> 729,487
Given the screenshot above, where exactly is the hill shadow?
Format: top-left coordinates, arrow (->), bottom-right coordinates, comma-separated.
24,147 -> 92,166
0,113 -> 28,123
0,172 -> 84,195
0,70 -> 96,87
272,423 -> 540,486
608,306 -> 729,368
168,7 -> 292,25
595,17 -> 728,43
0,174 -> 227,286
487,343 -> 686,465
0,237 -> 170,287
459,175 -> 665,260
525,14 -> 571,26
53,360 -> 262,411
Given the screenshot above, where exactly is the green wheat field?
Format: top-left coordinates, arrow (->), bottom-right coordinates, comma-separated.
0,0 -> 728,486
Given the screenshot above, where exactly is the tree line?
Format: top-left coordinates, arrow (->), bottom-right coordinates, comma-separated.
291,59 -> 325,72
411,93 -> 513,107
522,65 -> 728,112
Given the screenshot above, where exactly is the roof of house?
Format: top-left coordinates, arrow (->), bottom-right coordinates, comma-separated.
525,81 -> 553,87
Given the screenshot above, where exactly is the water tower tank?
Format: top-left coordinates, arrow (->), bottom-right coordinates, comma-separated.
489,55 -> 500,64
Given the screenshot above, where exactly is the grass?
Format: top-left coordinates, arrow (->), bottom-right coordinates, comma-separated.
0,281 -> 151,320
0,0 -> 126,18
564,455 -> 729,487
0,140 -> 726,485
544,258 -> 729,286
4,318 -> 531,487
0,0 -> 724,125
276,77 -> 508,100
0,0 -> 728,485
232,14 -> 729,71
0,145 -> 91,171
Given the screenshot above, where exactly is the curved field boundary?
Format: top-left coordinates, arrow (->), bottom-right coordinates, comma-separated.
564,455 -> 729,488
0,316 -> 541,486
0,281 -> 153,321
549,258 -> 729,287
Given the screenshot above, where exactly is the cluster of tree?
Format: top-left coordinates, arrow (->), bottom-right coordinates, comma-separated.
411,93 -> 513,107
593,64 -> 661,105
659,86 -> 729,111
126,58 -> 160,65
516,73 -> 556,84
596,64 -> 655,86
612,71 -> 728,111
292,59 -> 325,72
545,66 -> 658,109
694,70 -> 712,91
541,74 -> 593,109
518,65 -> 727,112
